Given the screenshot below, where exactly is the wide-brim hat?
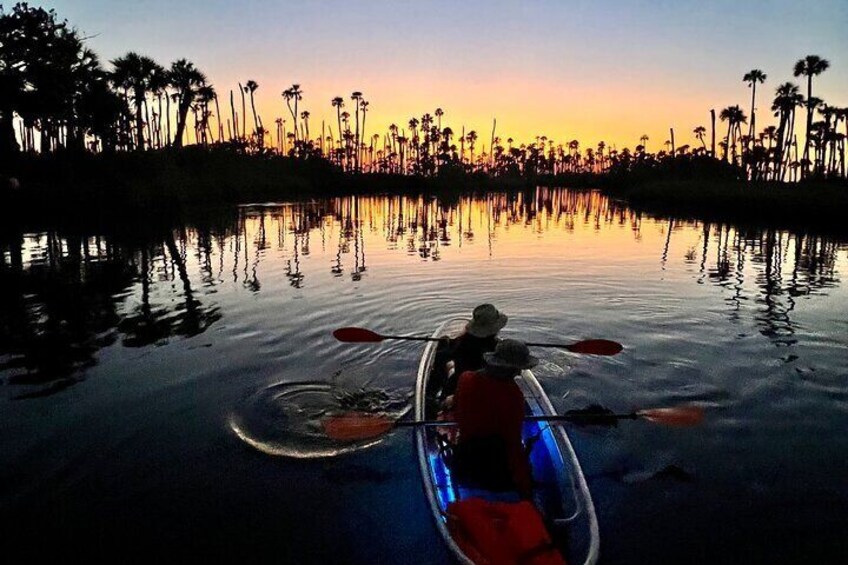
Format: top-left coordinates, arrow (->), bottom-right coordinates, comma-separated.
483,338 -> 538,370
466,304 -> 508,338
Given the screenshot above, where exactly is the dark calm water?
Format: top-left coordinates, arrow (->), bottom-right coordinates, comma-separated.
1,188 -> 847,563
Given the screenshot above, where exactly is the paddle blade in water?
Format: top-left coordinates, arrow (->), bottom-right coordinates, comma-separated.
333,327 -> 384,343
565,339 -> 623,356
638,406 -> 704,427
322,413 -> 396,441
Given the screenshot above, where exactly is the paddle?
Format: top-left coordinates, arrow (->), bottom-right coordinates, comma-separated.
322,406 -> 704,441
332,327 -> 623,356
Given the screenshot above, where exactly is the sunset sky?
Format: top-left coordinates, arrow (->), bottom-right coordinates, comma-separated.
46,0 -> 848,149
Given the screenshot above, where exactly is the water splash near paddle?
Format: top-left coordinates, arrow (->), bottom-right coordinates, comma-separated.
229,376 -> 412,459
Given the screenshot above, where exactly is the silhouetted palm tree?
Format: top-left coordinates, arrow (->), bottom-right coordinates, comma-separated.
148,64 -> 170,148
195,84 -> 216,145
332,96 -> 344,161
282,84 -> 302,144
693,126 -> 707,151
466,130 -> 478,169
110,52 -> 161,150
719,105 -> 747,163
743,69 -> 767,141
169,59 -> 207,148
300,110 -> 310,140
793,55 -> 830,177
359,97 -> 369,171
772,82 -> 804,179
245,79 -> 260,144
351,91 -> 362,171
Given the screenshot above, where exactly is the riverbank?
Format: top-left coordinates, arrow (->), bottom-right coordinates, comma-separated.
0,150 -> 585,231
3,150 -> 847,236
604,179 -> 848,236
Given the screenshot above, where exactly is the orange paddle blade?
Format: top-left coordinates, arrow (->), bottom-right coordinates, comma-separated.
333,327 -> 384,343
637,406 -> 704,427
322,412 -> 396,441
565,339 -> 624,356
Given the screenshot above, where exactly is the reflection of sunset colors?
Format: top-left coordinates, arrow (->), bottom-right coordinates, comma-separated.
3,189 -> 845,396
48,0 -> 848,149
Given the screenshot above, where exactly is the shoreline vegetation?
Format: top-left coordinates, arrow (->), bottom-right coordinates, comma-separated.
3,150 -> 847,237
1,4 -> 847,235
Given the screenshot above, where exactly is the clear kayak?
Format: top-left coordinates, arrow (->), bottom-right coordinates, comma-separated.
415,318 -> 599,564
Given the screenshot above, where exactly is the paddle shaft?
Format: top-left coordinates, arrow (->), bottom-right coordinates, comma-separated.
392,412 -> 639,428
369,334 -> 599,349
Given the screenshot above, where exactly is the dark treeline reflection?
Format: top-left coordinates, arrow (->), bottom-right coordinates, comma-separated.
1,189 -> 844,398
0,227 -> 221,398
686,223 -> 841,345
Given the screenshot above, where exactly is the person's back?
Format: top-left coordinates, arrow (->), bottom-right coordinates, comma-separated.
450,333 -> 498,380
437,304 -> 506,399
451,339 -> 537,498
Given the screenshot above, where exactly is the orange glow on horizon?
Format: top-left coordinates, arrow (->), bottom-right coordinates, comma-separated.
216,69 -> 728,152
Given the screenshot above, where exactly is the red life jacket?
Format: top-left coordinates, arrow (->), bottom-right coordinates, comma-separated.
454,370 -> 534,496
447,498 -> 566,565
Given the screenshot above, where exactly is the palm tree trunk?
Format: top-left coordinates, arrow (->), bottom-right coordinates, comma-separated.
258,116 -> 265,149
144,98 -> 153,149
336,108 -> 343,163
229,90 -> 237,142
214,94 -> 223,143
354,104 -> 360,172
173,96 -> 191,149
360,110 -> 366,171
156,94 -> 164,149
135,86 -> 146,151
749,83 -> 756,141
710,109 -> 716,158
803,74 -> 813,178
490,119 -> 496,171
725,121 -> 732,162
239,83 -> 247,139
460,126 -> 466,164
775,113 -> 787,180
166,95 -> 172,147
249,92 -> 258,134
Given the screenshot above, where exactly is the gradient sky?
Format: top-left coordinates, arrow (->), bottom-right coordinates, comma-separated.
44,0 -> 848,149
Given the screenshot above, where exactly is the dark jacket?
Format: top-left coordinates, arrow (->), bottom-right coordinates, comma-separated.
436,333 -> 498,398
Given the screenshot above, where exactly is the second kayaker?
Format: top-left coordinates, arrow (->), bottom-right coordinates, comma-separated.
450,338 -> 538,499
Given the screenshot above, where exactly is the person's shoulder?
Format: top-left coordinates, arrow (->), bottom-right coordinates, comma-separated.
457,369 -> 484,388
458,369 -> 478,381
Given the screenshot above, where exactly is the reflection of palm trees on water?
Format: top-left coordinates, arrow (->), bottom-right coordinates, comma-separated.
1,189 -> 844,398
0,230 -> 221,397
680,221 -> 841,344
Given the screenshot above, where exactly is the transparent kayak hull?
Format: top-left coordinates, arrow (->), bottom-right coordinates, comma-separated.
415,318 -> 599,565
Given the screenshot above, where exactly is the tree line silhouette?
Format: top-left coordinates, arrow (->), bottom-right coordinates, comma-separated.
1,3 -> 845,183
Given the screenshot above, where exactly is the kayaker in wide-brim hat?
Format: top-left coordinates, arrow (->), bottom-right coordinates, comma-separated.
435,304 -> 509,399
465,304 -> 508,338
482,339 -> 538,373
